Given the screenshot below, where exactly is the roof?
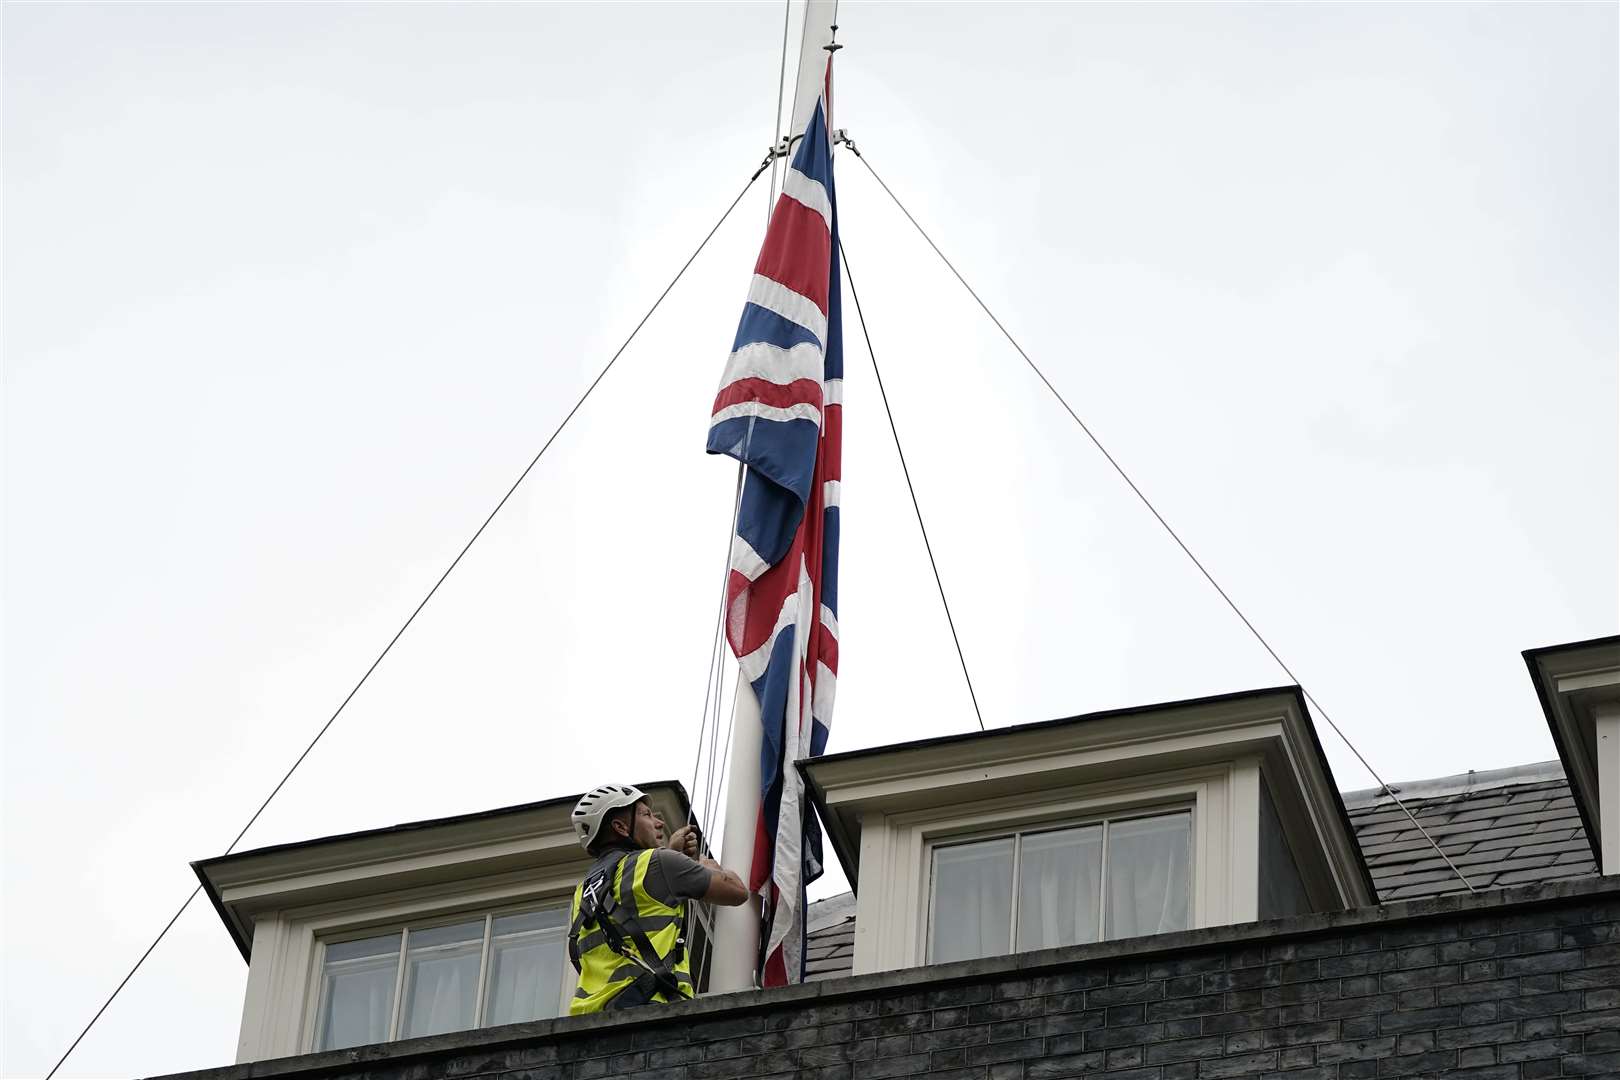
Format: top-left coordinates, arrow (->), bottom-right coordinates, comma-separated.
1345,760 -> 1597,901
193,780 -> 693,961
803,759 -> 1600,980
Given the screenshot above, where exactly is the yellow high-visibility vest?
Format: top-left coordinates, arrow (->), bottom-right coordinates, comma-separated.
567,847 -> 694,1015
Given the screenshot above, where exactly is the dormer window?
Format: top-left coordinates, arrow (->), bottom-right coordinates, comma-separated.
926,810 -> 1191,963
1526,635 -> 1620,874
801,687 -> 1374,976
194,784 -> 696,1063
313,907 -> 570,1052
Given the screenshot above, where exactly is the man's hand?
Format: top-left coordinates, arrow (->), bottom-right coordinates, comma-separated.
666,824 -> 701,858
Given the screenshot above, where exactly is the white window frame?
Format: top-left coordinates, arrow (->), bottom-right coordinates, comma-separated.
852,763 -> 1246,974
234,865 -> 585,1060
308,899 -> 574,1052
922,802 -> 1195,964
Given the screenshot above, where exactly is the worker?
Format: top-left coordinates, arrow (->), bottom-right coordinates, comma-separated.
566,783 -> 748,1014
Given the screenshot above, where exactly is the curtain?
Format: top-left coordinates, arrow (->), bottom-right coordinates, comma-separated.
317,933 -> 400,1051
1016,825 -> 1103,951
929,837 -> 1013,962
398,921 -> 483,1039
484,910 -> 568,1025
1104,813 -> 1191,939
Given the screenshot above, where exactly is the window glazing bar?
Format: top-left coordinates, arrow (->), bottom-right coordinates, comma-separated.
387,928 -> 410,1041
471,914 -> 494,1027
1008,832 -> 1023,949
1098,821 -> 1110,942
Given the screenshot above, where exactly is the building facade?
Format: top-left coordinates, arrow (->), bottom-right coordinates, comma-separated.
161,635 -> 1620,1080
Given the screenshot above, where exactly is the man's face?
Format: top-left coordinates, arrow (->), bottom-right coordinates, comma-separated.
629,802 -> 661,849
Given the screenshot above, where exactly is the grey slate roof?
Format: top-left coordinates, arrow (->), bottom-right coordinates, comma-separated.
804,889 -> 854,982
802,760 -> 1599,980
1343,760 -> 1597,901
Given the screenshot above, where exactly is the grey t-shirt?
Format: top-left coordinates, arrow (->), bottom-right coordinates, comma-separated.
640,848 -> 714,906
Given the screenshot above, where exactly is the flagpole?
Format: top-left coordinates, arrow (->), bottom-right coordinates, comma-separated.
710,682 -> 764,992
709,0 -> 840,995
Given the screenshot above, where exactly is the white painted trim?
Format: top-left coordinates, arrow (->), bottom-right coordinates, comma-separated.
852,812 -> 892,976
1228,759 -> 1262,924
1527,640 -> 1620,866
1597,705 -> 1620,875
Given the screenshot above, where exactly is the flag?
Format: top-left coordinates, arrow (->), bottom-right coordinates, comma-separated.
706,58 -> 840,988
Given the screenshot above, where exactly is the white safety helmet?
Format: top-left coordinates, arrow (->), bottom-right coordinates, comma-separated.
571,783 -> 648,851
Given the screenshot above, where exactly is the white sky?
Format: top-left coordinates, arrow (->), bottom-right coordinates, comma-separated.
3,3 -> 1615,1077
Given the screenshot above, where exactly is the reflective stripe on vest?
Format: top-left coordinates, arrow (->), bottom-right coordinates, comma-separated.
568,848 -> 694,1015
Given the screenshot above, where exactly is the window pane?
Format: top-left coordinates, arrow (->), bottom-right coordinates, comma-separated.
929,837 -> 1013,963
398,920 -> 484,1039
1105,813 -> 1191,940
1016,825 -> 1103,951
484,908 -> 570,1026
315,932 -> 400,1051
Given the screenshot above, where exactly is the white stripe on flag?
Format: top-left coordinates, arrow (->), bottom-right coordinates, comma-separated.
737,592 -> 802,684
822,377 -> 843,406
812,661 -> 836,725
747,274 -> 828,347
822,479 -> 841,509
765,558 -> 816,975
730,535 -> 770,582
820,604 -> 839,641
718,341 -> 824,393
710,401 -> 821,428
781,167 -> 832,233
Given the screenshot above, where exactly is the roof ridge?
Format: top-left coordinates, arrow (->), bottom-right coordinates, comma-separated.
1342,760 -> 1566,809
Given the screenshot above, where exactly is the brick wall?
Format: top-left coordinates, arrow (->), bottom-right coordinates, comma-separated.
156,879 -> 1620,1080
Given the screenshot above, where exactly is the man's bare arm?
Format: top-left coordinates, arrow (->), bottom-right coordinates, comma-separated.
697,859 -> 749,906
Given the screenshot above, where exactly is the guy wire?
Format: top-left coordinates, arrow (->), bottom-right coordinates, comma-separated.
43,160 -> 772,1080
848,148 -> 1476,894
839,238 -> 986,732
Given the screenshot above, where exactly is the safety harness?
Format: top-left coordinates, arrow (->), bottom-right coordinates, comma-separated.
567,847 -> 690,1009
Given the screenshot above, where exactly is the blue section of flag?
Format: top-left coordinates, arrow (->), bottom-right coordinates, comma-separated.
731,303 -> 822,354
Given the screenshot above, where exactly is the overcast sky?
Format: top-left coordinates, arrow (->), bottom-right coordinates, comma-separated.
4,3 -> 1616,1077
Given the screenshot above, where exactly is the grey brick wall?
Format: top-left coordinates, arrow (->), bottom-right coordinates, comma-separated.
155,879 -> 1620,1080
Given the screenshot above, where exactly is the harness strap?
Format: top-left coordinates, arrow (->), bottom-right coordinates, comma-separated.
570,848 -> 689,1000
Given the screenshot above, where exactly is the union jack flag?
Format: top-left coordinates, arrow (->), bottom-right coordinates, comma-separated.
706,59 -> 840,987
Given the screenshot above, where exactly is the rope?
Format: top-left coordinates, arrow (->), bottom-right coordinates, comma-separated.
42,162 -> 771,1080
689,465 -> 743,991
848,148 -> 1476,895
766,0 -> 793,223
690,462 -> 745,827
839,238 -> 986,732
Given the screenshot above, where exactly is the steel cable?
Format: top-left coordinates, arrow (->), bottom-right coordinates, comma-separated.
839,238 -> 986,731
849,148 -> 1475,894
43,161 -> 770,1080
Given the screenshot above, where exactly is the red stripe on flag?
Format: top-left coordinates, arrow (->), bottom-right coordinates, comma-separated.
819,630 -> 839,675
761,942 -> 788,988
819,404 -> 842,482
752,806 -> 773,892
755,199 -> 830,315
735,558 -> 798,659
712,377 -> 823,418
